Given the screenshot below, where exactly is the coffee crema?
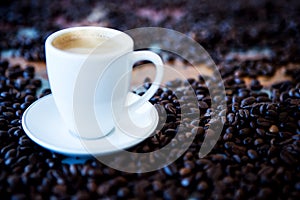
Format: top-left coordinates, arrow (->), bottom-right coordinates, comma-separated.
52,30 -> 120,54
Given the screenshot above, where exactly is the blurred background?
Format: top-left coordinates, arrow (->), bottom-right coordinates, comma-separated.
0,0 -> 299,66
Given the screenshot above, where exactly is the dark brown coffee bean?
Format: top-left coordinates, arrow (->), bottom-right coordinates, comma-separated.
152,180 -> 163,192
165,103 -> 176,114
241,97 -> 256,107
269,125 -> 279,133
238,109 -> 250,118
5,157 -> 16,166
183,151 -> 194,161
117,187 -> 130,198
184,160 -> 195,170
239,128 -> 250,136
24,95 -> 35,103
20,102 -> 31,110
257,118 -> 271,127
247,149 -> 258,160
24,65 -> 35,73
232,145 -> 246,156
227,113 -> 237,125
7,174 -> 21,190
181,176 -> 192,187
223,132 -> 233,141
15,110 -> 23,117
292,134 -> 300,141
197,181 -> 208,192
257,187 -> 273,199
14,78 -> 28,89
3,111 -> 14,120
5,148 -> 16,159
179,167 -> 191,176
256,96 -> 271,102
280,149 -> 298,165
8,127 -> 19,135
243,137 -> 252,145
250,79 -> 263,90
224,142 -> 235,149
191,126 -> 204,135
52,184 -> 67,196
10,119 -> 21,126
0,91 -> 11,99
29,79 -> 42,88
163,164 -> 178,176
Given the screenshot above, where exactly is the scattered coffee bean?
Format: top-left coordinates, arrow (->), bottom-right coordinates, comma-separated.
247,149 -> 258,160
269,125 -> 279,133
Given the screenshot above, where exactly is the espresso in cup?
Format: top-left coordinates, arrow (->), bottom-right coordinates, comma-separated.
45,26 -> 164,139
51,30 -> 121,54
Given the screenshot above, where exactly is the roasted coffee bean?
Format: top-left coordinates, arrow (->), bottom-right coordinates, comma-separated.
191,126 -> 204,135
232,145 -> 246,156
227,113 -> 237,125
20,102 -> 31,110
117,187 -> 130,198
0,91 -> 11,99
241,97 -> 256,107
197,181 -> 209,191
224,142 -> 235,149
24,65 -> 35,73
12,103 -> 20,109
250,79 -> 263,90
14,78 -> 28,89
8,127 -> 19,135
243,137 -> 252,145
30,79 -> 42,87
165,103 -> 176,114
181,176 -> 192,187
239,128 -> 250,136
280,149 -> 298,165
152,180 -> 163,192
238,109 -> 250,118
247,149 -> 258,160
163,164 -> 178,176
257,188 -> 273,199
15,110 -> 23,117
3,111 -> 14,120
257,118 -> 271,127
256,96 -> 271,102
223,132 -> 233,141
179,167 -> 191,176
24,95 -> 35,103
269,125 -> 279,133
5,148 -> 16,159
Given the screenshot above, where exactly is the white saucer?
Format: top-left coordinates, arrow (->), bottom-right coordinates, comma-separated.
22,94 -> 158,156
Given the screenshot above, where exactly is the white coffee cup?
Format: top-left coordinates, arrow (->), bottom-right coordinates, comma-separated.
45,26 -> 163,139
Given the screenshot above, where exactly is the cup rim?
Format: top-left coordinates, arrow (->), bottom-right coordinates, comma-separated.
45,26 -> 133,57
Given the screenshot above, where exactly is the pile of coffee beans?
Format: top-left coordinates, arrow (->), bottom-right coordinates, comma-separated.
0,0 -> 300,199
0,56 -> 299,199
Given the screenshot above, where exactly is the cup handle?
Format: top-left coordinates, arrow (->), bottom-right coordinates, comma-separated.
127,51 -> 164,110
